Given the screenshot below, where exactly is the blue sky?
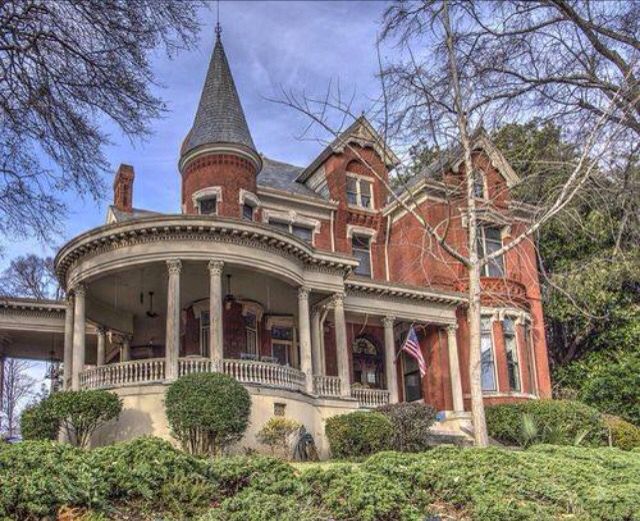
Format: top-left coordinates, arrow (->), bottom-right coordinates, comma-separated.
4,0 -> 391,266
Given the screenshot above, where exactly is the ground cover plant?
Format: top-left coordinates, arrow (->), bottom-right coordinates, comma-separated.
1,436 -> 639,520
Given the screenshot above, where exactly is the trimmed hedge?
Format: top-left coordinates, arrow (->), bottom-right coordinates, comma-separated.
485,399 -> 608,447
325,411 -> 392,458
165,373 -> 251,456
1,437 -> 640,520
376,402 -> 437,452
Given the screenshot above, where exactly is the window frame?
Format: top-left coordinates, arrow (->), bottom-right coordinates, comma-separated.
478,225 -> 505,277
267,219 -> 315,245
503,317 -> 521,392
199,311 -> 210,357
345,172 -> 375,210
401,351 -> 423,402
480,317 -> 498,392
352,233 -> 372,277
192,186 -> 222,216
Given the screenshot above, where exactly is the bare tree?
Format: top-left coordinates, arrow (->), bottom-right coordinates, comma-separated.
274,0 -> 626,446
0,253 -> 60,299
0,0 -> 202,243
0,358 -> 35,437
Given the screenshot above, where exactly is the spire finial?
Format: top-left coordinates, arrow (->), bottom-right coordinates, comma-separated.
215,0 -> 222,41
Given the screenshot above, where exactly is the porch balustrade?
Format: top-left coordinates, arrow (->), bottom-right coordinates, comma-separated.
313,375 -> 342,397
79,358 -> 165,389
79,358 -> 390,408
351,386 -> 390,408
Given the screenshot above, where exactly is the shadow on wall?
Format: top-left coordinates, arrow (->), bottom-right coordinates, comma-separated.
90,408 -> 155,448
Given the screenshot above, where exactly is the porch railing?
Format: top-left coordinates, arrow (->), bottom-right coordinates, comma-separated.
313,375 -> 342,397
223,359 -> 306,392
79,359 -> 389,409
79,358 -> 165,389
351,386 -> 390,408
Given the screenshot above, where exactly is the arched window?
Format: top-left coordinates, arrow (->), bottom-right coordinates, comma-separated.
351,336 -> 384,388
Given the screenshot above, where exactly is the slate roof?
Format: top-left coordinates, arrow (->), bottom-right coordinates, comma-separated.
257,157 -> 323,199
181,35 -> 256,156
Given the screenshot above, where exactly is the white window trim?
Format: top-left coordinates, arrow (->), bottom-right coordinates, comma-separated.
479,225 -> 506,277
346,224 -> 377,243
473,170 -> 489,200
502,316 -> 522,393
351,232 -> 373,278
239,188 -> 260,208
262,209 -> 320,244
192,186 -> 223,215
480,314 -> 499,393
346,172 -> 375,211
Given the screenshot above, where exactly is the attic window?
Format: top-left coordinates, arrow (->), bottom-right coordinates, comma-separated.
346,173 -> 374,209
473,171 -> 486,199
268,219 -> 314,245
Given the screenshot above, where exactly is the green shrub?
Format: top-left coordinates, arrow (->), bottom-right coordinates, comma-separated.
48,390 -> 122,448
325,411 -> 392,458
604,414 -> 640,450
89,436 -> 209,502
165,372 -> 251,456
0,441 -> 106,519
486,399 -> 608,447
580,351 -> 640,426
206,454 -> 295,498
20,400 -> 60,441
256,417 -> 301,457
376,402 -> 437,452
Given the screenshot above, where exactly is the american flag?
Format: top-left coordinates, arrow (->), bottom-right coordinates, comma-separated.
400,326 -> 427,377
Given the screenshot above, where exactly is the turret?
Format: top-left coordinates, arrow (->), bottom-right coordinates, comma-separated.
179,28 -> 262,218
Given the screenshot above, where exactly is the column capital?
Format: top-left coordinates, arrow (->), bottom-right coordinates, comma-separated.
381,316 -> 395,328
96,326 -> 107,336
73,284 -> 86,297
65,294 -> 74,308
331,292 -> 345,308
167,259 -> 182,275
298,286 -> 310,301
447,324 -> 458,334
208,260 -> 224,275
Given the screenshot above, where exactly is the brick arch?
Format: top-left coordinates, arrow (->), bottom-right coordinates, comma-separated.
345,159 -> 373,177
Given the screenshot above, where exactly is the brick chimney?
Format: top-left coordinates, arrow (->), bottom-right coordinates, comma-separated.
113,164 -> 135,212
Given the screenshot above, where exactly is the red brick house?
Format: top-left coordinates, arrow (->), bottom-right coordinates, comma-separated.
0,31 -> 550,454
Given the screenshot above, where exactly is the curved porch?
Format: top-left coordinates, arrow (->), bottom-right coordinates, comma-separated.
79,357 -> 390,408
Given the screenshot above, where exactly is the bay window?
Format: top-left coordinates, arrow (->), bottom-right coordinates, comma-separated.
503,318 -> 521,392
480,317 -> 497,391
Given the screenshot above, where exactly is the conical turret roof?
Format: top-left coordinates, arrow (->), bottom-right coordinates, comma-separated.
181,33 -> 256,157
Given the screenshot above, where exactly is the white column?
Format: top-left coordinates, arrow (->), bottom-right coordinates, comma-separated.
63,295 -> 74,389
165,260 -> 181,381
447,324 -> 465,412
71,284 -> 86,391
311,307 -> 323,375
382,316 -> 399,403
333,293 -> 351,397
298,287 -> 313,393
96,328 -> 106,366
208,260 -> 224,368
120,336 -> 130,362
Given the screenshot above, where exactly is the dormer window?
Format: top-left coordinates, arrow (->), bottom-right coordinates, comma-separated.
192,187 -> 222,216
268,219 -> 314,245
199,196 -> 217,215
346,173 -> 374,209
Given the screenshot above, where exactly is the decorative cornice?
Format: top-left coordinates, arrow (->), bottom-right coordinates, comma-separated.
54,216 -> 359,289
345,279 -> 464,306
